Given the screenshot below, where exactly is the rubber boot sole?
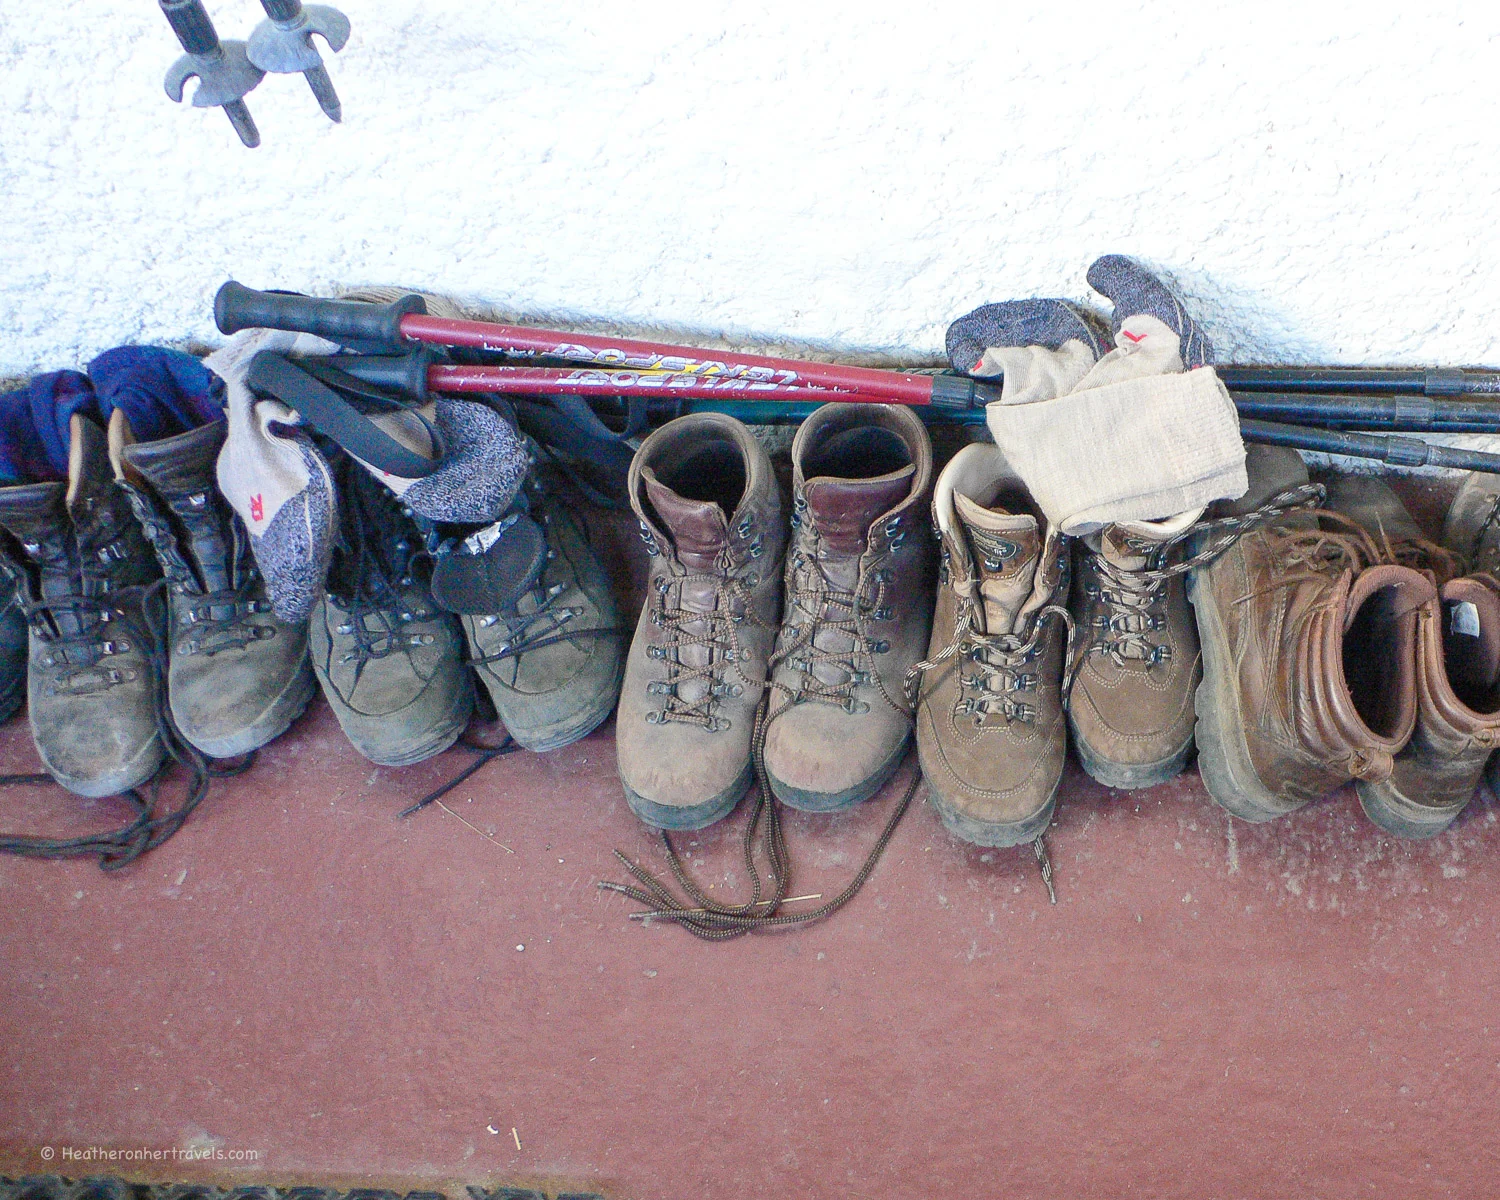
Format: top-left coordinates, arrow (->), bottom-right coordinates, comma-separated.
1187,570 -> 1309,824
768,734 -> 910,814
1071,728 -> 1194,791
927,776 -> 1058,848
1356,776 -> 1467,840
623,759 -> 752,831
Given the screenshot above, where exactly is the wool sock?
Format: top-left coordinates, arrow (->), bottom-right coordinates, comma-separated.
1085,255 -> 1214,369
946,298 -> 1104,404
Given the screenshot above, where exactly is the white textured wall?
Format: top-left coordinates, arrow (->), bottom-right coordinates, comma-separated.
2,0 -> 1498,376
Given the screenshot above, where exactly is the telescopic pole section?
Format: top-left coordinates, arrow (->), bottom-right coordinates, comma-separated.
1220,366 -> 1500,397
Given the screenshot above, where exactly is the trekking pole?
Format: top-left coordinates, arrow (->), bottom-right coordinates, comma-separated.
160,0 -> 264,148
1236,420 -> 1500,473
214,282 -> 989,409
1220,366 -> 1500,397
1229,391 -> 1500,432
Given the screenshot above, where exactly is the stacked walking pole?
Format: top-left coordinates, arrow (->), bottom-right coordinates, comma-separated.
215,283 -> 1500,472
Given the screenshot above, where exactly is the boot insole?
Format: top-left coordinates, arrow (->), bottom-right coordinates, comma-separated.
802,427 -> 910,481
656,441 -> 747,517
1343,587 -> 1407,739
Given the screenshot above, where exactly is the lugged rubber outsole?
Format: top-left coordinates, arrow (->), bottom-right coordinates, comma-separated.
1072,730 -> 1194,791
926,776 -> 1058,848
1356,777 -> 1466,840
769,734 -> 910,814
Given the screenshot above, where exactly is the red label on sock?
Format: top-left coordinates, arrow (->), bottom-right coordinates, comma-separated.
1121,329 -> 1148,343
249,493 -> 264,522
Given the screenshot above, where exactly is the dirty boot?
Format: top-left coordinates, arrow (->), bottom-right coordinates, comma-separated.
1323,474 -> 1500,837
616,413 -> 785,829
111,413 -> 315,757
913,442 -> 1071,846
761,403 -> 934,811
0,577 -> 28,722
1443,470 -> 1500,810
441,473 -> 624,753
0,415 -> 165,796
1189,448 -> 1435,822
1069,509 -> 1202,789
309,459 -> 473,767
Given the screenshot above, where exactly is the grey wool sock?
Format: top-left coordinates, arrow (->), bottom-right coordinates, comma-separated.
377,399 -> 529,526
945,298 -> 1103,373
1085,255 -> 1214,368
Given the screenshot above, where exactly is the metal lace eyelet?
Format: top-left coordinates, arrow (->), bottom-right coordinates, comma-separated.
868,639 -> 890,654
645,710 -> 662,724
708,717 -> 732,732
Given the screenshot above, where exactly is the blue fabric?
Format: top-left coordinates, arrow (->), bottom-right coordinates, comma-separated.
0,348 -> 225,485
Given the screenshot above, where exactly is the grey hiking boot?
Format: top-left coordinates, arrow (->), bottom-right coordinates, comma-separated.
110,412 -> 315,758
761,403 -> 936,811
439,473 -> 624,753
0,576 -> 29,722
616,413 -> 786,830
310,459 -> 473,767
0,415 -> 166,796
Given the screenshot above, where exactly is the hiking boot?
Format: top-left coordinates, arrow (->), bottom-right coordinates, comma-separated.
309,460 -> 473,767
762,403 -> 935,811
616,413 -> 785,830
444,474 -> 624,753
913,442 -> 1071,846
0,577 -> 28,722
1443,470 -> 1500,810
110,413 -> 315,757
1189,447 -> 1436,822
0,415 -> 165,796
1069,510 -> 1202,789
1321,474 -> 1500,837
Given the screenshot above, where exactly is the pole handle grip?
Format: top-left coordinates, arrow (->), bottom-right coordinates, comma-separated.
215,281 -> 426,349
161,0 -> 219,55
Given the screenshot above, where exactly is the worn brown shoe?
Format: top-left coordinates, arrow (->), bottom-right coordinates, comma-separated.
1321,474 -> 1500,838
1069,509 -> 1202,789
616,413 -> 785,830
1443,470 -> 1500,810
913,442 -> 1070,846
761,403 -> 934,811
1190,447 -> 1436,822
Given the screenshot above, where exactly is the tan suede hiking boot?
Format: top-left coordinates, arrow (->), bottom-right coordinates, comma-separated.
913,442 -> 1070,847
1069,510 -> 1202,789
616,413 -> 785,830
761,403 -> 934,812
1189,447 -> 1436,823
1319,474 -> 1500,838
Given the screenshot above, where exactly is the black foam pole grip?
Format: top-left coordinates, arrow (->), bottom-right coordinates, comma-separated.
298,351 -> 433,401
215,281 -> 427,349
261,0 -> 304,21
161,0 -> 219,55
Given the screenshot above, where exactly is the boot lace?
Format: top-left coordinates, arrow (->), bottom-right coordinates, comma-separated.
771,520 -> 902,718
641,545 -> 766,731
1081,545 -> 1173,668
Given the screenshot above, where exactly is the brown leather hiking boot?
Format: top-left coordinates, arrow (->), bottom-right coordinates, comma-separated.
1069,509 -> 1202,789
761,403 -> 934,811
1189,447 -> 1436,822
1322,474 -> 1500,837
913,442 -> 1070,847
1443,470 -> 1500,811
616,413 -> 785,830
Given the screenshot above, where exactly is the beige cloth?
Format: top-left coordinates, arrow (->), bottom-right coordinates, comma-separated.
978,314 -> 1247,534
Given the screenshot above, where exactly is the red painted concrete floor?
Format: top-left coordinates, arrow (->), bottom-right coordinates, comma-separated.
3,472 -> 1499,1199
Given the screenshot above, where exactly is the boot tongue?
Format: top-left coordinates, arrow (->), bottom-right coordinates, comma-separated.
642,467 -> 730,570
954,491 -> 1040,636
120,419 -> 224,498
803,466 -> 915,554
1090,507 -> 1202,571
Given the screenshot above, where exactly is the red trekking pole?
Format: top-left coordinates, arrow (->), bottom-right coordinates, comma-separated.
214,281 -> 997,410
